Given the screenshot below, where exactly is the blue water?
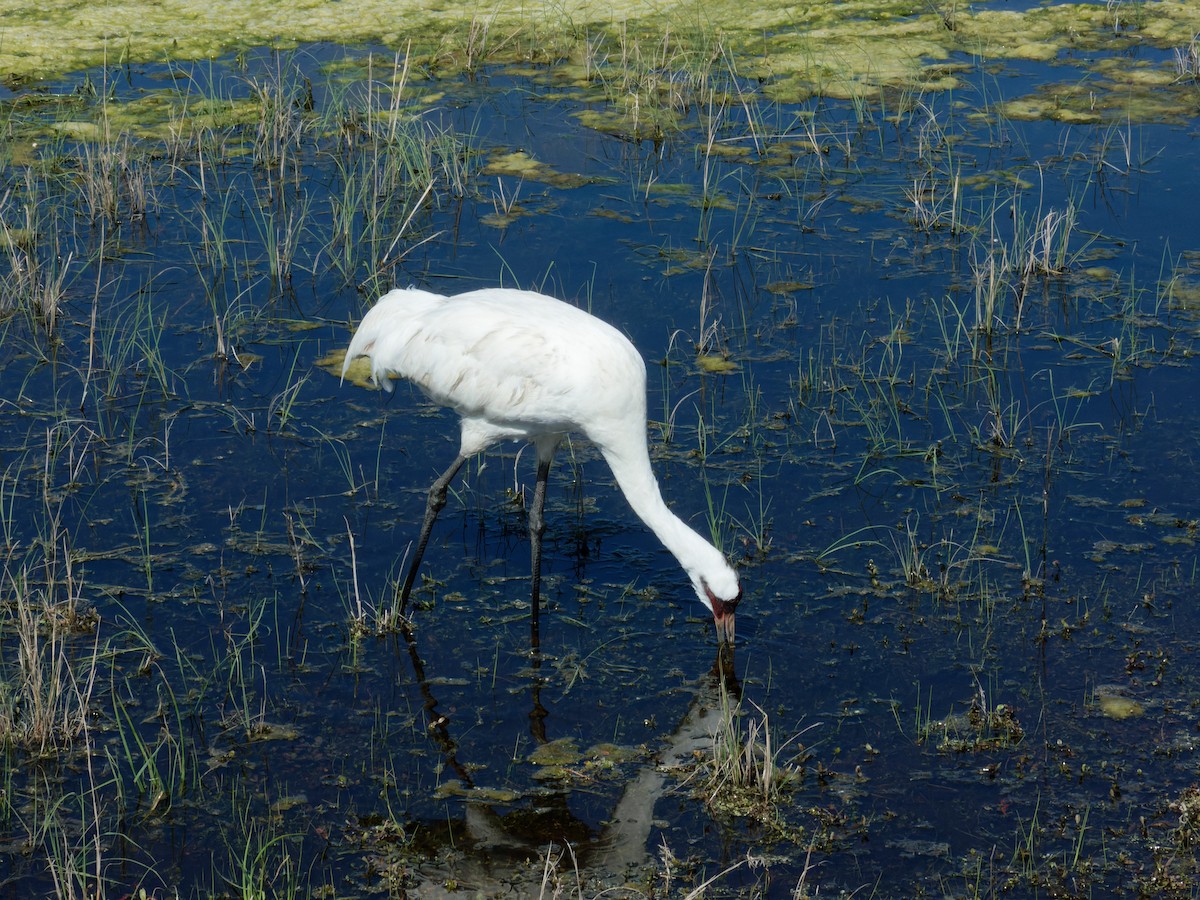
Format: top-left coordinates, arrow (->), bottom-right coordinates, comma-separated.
1,30 -> 1199,896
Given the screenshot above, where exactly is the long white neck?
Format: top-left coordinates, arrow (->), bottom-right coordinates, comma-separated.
598,438 -> 734,606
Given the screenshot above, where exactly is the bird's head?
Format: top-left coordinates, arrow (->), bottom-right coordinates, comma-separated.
692,565 -> 741,646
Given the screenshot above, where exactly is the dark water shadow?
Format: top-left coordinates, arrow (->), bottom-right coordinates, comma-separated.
396,615 -> 741,891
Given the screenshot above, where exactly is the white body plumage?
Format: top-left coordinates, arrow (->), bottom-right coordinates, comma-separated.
342,287 -> 740,640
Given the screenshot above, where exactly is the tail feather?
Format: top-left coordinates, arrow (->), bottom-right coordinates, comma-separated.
341,287 -> 446,389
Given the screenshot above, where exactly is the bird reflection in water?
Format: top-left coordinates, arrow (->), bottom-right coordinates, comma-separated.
393,615 -> 742,891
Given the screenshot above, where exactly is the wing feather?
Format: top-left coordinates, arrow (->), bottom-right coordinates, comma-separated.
344,287 -> 646,444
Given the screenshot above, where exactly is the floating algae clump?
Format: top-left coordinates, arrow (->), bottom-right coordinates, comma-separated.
1097,692 -> 1145,721
0,1 -> 1194,86
4,0 -> 1199,127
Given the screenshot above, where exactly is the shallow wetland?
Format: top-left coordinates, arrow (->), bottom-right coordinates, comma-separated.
2,0 -> 1200,896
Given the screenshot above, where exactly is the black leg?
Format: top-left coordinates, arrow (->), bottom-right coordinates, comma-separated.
398,620 -> 473,785
398,454 -> 467,613
528,456 -> 552,631
528,649 -> 549,744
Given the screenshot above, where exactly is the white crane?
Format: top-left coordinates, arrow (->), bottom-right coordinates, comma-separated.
342,287 -> 741,643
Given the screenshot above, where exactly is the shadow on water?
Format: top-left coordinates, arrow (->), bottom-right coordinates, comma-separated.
398,612 -> 743,895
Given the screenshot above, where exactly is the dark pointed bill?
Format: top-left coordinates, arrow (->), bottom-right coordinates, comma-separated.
705,583 -> 741,646
713,608 -> 735,645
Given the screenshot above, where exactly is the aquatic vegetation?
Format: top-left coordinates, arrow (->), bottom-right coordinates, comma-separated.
1174,33 -> 1200,81
0,0 -> 1196,895
693,688 -> 808,829
917,682 -> 1026,753
0,566 -> 98,754
0,0 -> 1197,124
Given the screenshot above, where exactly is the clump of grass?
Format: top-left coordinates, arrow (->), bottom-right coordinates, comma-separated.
248,56 -> 311,177
323,52 -> 469,293
0,172 -> 74,330
971,236 -> 1012,334
578,26 -> 724,141
248,183 -> 313,290
904,101 -> 962,233
36,732 -> 113,900
906,170 -> 961,233
536,837 -> 757,899
78,134 -> 154,223
536,841 -> 583,898
483,177 -> 525,227
215,786 -> 307,899
0,562 -> 100,754
969,190 -> 1083,335
694,685 -> 808,827
1173,34 -> 1200,81
0,428 -> 103,756
916,680 -> 1025,752
1023,202 -> 1078,279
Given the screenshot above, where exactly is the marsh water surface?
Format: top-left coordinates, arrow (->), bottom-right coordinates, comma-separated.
2,1 -> 1200,896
